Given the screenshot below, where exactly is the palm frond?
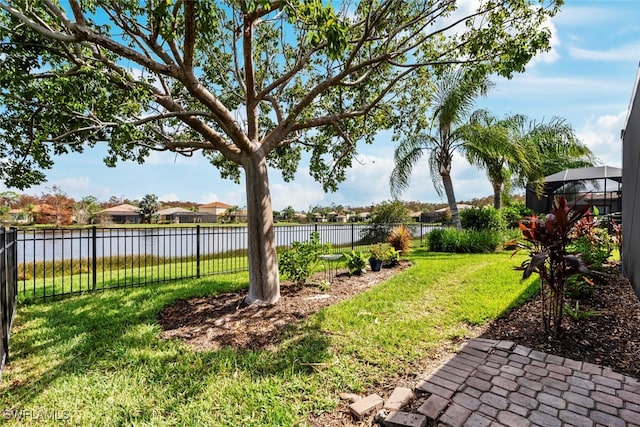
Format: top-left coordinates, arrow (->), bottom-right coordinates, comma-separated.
389,136 -> 430,195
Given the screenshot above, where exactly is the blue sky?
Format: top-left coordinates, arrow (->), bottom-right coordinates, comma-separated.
4,0 -> 640,211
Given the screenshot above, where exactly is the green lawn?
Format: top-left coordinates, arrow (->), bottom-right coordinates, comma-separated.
1,249 -> 538,426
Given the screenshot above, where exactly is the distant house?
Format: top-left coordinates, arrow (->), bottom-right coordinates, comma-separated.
327,211 -> 348,223
96,204 -> 140,224
8,208 -> 32,224
422,204 -> 473,223
352,211 -> 370,222
157,207 -> 214,224
312,213 -> 327,223
198,201 -> 242,223
408,211 -> 422,222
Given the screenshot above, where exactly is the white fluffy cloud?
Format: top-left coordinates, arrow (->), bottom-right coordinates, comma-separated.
577,111 -> 626,167
569,42 -> 640,62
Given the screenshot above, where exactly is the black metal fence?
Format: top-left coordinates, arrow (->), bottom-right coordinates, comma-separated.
15,222 -> 437,302
1,227 -> 18,376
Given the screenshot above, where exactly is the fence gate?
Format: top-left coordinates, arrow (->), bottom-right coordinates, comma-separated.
1,227 -> 18,376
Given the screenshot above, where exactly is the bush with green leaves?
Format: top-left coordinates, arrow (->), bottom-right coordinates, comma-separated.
383,247 -> 401,267
460,206 -> 505,231
428,228 -> 500,253
360,200 -> 410,244
570,225 -> 613,271
563,216 -> 614,298
500,202 -> 532,227
278,232 -> 331,286
564,275 -> 596,300
343,250 -> 368,276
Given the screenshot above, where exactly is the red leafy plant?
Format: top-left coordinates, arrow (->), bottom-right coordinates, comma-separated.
515,196 -> 591,334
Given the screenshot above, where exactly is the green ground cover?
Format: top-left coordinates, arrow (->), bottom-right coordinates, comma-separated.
1,249 -> 537,426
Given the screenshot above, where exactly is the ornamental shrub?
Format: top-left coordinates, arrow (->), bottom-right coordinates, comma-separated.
278,232 -> 331,286
428,228 -> 500,253
516,196 -> 590,334
360,200 -> 410,244
343,250 -> 368,276
460,206 -> 505,231
500,202 -> 532,227
389,224 -> 412,253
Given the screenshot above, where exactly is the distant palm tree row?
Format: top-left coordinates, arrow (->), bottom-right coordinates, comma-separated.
390,67 -> 594,227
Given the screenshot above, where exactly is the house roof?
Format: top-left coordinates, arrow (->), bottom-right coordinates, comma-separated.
543,166 -> 623,193
199,201 -> 232,209
433,204 -> 473,213
545,166 -> 622,184
157,207 -> 192,215
97,203 -> 140,214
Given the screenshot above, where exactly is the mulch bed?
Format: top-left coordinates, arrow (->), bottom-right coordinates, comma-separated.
157,260 -> 412,351
481,268 -> 640,379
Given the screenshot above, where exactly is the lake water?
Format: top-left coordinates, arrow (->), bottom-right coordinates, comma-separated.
17,223 -> 432,264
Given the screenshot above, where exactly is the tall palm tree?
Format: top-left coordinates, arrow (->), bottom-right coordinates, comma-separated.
462,110 -> 531,209
516,117 -> 594,193
390,68 -> 492,228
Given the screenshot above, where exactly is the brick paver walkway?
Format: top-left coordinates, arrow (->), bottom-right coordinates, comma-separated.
414,338 -> 640,426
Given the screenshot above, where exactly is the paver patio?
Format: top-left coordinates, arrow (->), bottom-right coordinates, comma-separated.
401,338 -> 640,426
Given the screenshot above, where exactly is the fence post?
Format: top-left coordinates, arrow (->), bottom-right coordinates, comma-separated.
1,228 -> 7,365
196,225 -> 201,279
91,226 -> 97,291
10,228 -> 17,300
351,223 -> 355,250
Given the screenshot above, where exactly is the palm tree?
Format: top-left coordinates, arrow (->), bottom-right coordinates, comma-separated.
462,110 -> 531,209
516,117 -> 594,194
390,68 -> 492,228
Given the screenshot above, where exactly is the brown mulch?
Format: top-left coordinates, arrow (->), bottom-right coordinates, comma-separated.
157,260 -> 640,425
157,260 -> 412,351
481,267 -> 640,379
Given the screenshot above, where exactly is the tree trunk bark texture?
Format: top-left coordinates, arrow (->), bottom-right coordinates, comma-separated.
243,153 -> 281,305
492,181 -> 502,210
441,172 -> 461,228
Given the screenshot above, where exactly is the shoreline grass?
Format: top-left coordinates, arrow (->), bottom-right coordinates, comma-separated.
1,249 -> 536,426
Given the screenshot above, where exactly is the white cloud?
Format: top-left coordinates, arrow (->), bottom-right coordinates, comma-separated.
529,19 -> 561,66
271,180 -> 326,211
199,192 -> 221,204
56,177 -> 91,193
577,111 -> 625,167
569,42 -> 640,62
13,177 -> 93,200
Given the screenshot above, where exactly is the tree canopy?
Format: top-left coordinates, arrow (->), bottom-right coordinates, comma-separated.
139,193 -> 159,223
390,67 -> 492,228
463,110 -> 531,209
0,0 -> 562,304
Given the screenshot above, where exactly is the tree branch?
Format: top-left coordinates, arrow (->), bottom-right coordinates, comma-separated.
183,0 -> 195,71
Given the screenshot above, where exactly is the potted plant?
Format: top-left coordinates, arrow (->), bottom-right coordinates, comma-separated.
369,244 -> 385,272
383,247 -> 400,267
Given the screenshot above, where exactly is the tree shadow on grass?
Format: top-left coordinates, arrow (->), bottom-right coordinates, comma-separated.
2,275 -> 338,425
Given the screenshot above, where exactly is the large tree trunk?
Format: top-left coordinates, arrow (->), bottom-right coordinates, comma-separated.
492,181 -> 502,210
243,153 -> 280,305
441,172 -> 461,228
